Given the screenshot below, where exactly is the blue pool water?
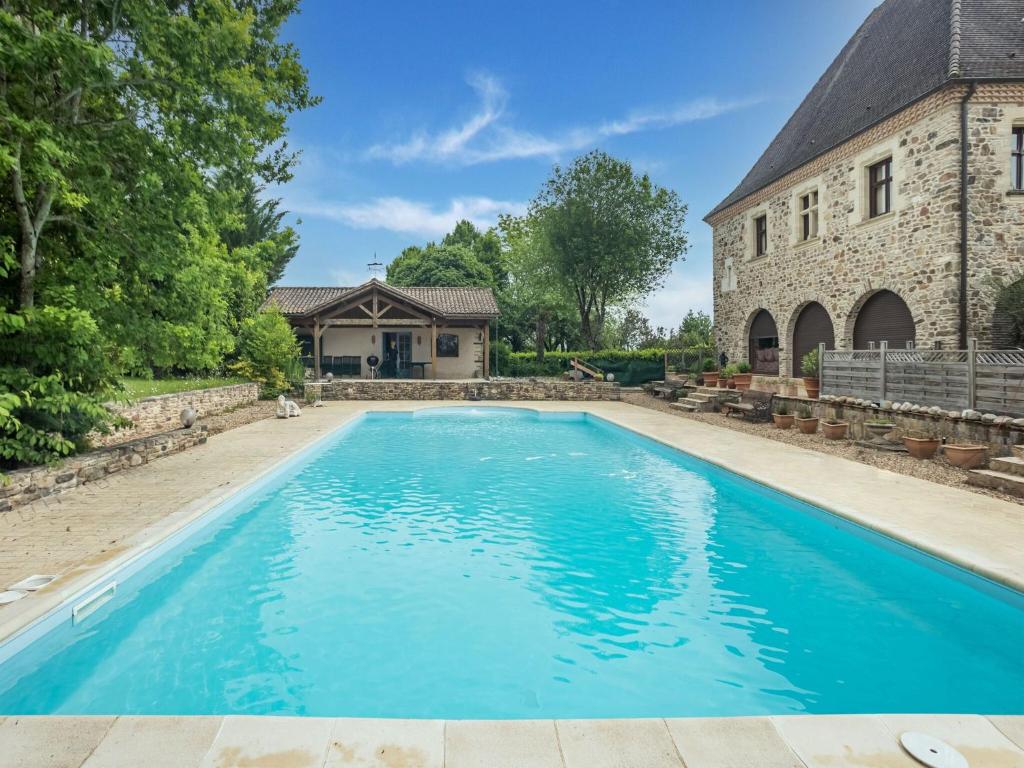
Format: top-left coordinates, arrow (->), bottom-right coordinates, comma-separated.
0,408 -> 1022,718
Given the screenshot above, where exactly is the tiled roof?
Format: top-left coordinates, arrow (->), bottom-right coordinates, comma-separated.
261,281 -> 500,319
706,0 -> 1024,221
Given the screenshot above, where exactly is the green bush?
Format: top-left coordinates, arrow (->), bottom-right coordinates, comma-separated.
701,358 -> 717,373
801,349 -> 820,378
230,307 -> 302,398
736,361 -> 752,374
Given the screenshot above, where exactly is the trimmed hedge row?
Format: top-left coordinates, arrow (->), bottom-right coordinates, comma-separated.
505,348 -> 674,385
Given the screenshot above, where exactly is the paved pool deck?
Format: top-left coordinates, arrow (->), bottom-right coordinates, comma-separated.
0,713 -> 1022,767
0,400 -> 1022,766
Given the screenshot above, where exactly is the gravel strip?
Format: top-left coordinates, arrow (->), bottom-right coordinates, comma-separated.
620,391 -> 1022,506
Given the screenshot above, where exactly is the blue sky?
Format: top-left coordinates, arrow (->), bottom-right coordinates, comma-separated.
277,0 -> 878,329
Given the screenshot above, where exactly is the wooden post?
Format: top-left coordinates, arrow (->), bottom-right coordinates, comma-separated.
817,342 -> 826,395
878,340 -> 888,403
313,316 -> 322,381
483,321 -> 490,379
967,337 -> 977,410
431,319 -> 437,379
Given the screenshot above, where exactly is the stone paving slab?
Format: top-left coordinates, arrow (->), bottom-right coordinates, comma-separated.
1,716 -> 1022,767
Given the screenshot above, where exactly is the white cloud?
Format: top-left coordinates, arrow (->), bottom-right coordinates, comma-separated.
640,269 -> 714,331
367,73 -> 755,166
286,195 -> 526,238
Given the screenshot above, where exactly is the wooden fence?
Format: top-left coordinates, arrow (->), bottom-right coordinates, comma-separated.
819,341 -> 1024,415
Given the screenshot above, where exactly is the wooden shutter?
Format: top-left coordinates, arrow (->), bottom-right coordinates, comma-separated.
853,290 -> 915,349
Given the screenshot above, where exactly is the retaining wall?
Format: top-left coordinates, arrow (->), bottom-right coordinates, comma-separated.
307,379 -> 620,401
93,383 -> 258,447
1,427 -> 209,512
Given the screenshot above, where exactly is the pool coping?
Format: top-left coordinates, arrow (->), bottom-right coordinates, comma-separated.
1,399 -> 1022,650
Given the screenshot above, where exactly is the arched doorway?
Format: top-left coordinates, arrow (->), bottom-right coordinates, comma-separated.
853,290 -> 915,349
992,277 -> 1024,348
791,302 -> 835,377
748,309 -> 779,374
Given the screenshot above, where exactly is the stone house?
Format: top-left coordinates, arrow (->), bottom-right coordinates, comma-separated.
706,0 -> 1024,392
263,279 -> 499,380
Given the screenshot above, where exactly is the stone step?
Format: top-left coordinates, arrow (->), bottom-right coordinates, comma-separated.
678,397 -> 710,408
1012,445 -> 1024,460
966,469 -> 1024,497
670,401 -> 697,413
687,393 -> 712,403
989,456 -> 1024,478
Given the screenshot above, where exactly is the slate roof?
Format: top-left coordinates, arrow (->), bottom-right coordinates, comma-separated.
262,280 -> 500,319
706,0 -> 1024,221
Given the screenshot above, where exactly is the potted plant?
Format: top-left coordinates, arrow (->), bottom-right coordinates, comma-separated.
733,361 -> 753,391
702,359 -> 718,388
723,364 -> 738,389
772,403 -> 794,429
801,349 -> 820,399
821,418 -> 849,440
794,405 -> 819,434
943,443 -> 988,469
902,430 -> 941,460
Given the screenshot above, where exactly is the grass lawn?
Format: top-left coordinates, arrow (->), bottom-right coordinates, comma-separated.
121,376 -> 248,399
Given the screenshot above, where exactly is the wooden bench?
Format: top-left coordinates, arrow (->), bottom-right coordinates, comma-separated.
720,390 -> 773,421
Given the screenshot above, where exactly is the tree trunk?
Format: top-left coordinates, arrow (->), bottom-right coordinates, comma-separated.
19,237 -> 37,308
535,315 -> 546,360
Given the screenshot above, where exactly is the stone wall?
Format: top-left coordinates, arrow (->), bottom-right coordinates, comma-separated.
772,394 -> 1024,453
710,83 -> 1024,380
0,427 -> 209,512
93,383 -> 258,447
307,379 -> 620,401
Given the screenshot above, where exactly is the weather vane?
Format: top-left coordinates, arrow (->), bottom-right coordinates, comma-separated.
367,252 -> 384,279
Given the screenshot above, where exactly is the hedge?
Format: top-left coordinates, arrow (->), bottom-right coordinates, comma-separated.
504,348 -> 674,385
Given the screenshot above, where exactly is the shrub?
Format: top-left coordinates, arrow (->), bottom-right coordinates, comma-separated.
504,348 -> 669,385
230,307 -> 302,398
736,361 -> 752,374
801,349 -> 820,378
775,402 -> 791,416
722,364 -> 738,377
797,405 -> 813,418
701,358 -> 717,372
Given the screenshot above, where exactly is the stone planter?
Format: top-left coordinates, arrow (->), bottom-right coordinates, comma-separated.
902,436 -> 940,460
703,372 -> 719,387
772,413 -> 794,430
795,416 -> 819,434
733,372 -> 752,391
803,377 -> 820,399
821,421 -> 849,440
943,444 -> 988,469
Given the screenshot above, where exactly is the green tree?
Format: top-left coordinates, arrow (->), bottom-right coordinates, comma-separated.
671,309 -> 714,349
386,243 -> 493,287
0,1 -> 316,469
532,151 -> 688,349
230,306 -> 301,397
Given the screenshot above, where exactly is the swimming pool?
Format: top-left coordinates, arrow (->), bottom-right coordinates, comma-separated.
0,407 -> 1021,717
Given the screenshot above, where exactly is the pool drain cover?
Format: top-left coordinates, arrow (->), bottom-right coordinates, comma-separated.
900,732 -> 968,768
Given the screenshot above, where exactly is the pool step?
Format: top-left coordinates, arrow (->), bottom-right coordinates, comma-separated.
966,468 -> 1024,497
989,456 -> 1024,477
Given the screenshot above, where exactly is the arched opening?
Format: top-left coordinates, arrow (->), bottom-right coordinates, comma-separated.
853,290 -> 915,349
791,302 -> 835,377
748,309 -> 779,374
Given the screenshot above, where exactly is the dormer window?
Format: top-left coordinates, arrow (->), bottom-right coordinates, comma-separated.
754,215 -> 767,258
800,190 -> 819,240
1013,127 -> 1023,192
868,158 -> 892,217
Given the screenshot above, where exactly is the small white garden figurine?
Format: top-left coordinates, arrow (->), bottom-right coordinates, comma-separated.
276,394 -> 302,418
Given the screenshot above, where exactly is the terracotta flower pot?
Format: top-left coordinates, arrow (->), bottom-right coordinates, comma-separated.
903,436 -> 940,460
803,377 -> 820,399
772,413 -> 794,429
795,416 -> 819,434
821,421 -> 849,440
733,372 -> 752,391
703,372 -> 719,387
727,377 -> 736,389
718,378 -> 728,389
943,444 -> 988,469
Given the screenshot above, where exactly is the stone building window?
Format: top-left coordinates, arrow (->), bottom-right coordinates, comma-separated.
868,158 -> 892,217
1013,127 -> 1024,192
754,215 -> 767,258
800,190 -> 819,240
720,257 -> 737,293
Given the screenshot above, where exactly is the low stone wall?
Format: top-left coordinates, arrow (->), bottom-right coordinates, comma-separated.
307,379 -> 620,402
1,427 -> 209,512
773,395 -> 1024,453
93,383 -> 258,447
